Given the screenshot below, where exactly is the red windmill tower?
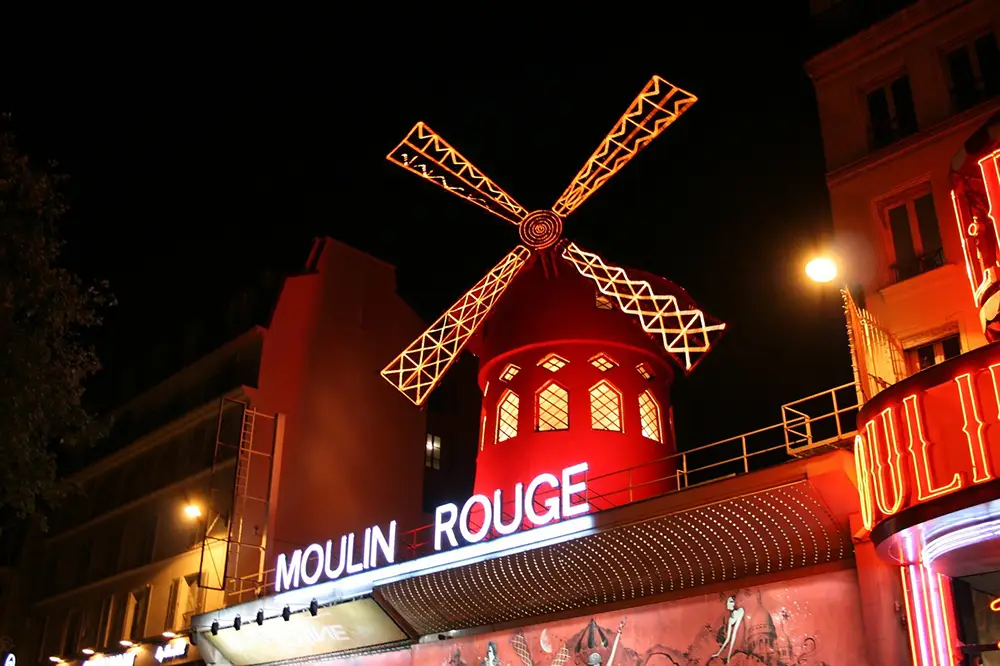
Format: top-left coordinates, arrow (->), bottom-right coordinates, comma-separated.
382,75 -> 726,505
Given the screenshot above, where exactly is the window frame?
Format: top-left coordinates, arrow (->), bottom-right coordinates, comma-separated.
123,584 -> 151,642
424,433 -> 442,470
904,332 -> 962,373
638,390 -> 664,443
496,389 -> 520,443
589,380 -> 624,433
874,181 -> 945,284
535,380 -> 571,432
941,29 -> 1000,112
863,73 -> 918,149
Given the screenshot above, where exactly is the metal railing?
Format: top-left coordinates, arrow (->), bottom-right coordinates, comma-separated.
221,382 -> 861,601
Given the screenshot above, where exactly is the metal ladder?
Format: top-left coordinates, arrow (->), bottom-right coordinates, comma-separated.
228,407 -> 257,585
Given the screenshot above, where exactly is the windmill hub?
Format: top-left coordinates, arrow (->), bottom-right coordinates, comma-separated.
519,210 -> 563,249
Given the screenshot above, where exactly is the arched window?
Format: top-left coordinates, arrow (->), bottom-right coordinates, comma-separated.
536,381 -> 570,431
638,391 -> 663,442
590,380 -> 623,432
496,390 -> 519,443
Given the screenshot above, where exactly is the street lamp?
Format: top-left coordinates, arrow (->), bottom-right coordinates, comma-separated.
805,256 -> 838,283
183,504 -> 202,520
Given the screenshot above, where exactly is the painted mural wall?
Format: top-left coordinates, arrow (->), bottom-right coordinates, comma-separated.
304,570 -> 868,666
413,569 -> 868,666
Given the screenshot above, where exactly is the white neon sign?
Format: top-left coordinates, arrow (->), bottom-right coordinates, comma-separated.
434,462 -> 589,550
4,654 -> 15,666
276,522 -> 398,592
154,641 -> 189,663
274,463 -> 590,592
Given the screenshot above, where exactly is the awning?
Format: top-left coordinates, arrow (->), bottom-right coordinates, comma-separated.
194,451 -> 857,659
377,476 -> 852,635
199,598 -> 407,666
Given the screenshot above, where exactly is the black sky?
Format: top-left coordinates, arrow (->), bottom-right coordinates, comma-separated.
3,5 -> 854,447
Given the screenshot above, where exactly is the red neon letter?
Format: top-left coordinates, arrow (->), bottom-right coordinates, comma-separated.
955,373 -> 993,484
903,394 -> 962,501
854,433 -> 875,531
864,408 -> 907,516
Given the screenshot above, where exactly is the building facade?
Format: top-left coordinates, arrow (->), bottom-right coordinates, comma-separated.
807,2 -> 1000,666
0,238 -> 472,666
806,0 -> 1000,370
4,329 -> 264,666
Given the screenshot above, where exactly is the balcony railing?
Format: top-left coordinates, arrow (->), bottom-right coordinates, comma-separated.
224,382 -> 861,601
891,247 -> 945,283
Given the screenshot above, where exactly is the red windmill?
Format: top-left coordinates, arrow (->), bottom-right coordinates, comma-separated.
382,75 -> 726,505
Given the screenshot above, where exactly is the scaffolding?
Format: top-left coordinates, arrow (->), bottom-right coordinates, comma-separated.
198,397 -> 279,605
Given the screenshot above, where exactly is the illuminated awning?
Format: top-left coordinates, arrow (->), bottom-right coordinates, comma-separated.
194,451 -> 856,655
377,476 -> 852,635
199,597 -> 406,666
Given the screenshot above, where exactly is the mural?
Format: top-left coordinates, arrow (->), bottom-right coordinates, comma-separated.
413,570 -> 869,666
310,649 -> 411,666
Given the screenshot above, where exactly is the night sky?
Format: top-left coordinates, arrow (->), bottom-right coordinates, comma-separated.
4,5 -> 854,448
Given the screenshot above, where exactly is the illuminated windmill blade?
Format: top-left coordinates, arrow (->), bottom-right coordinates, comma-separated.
387,122 -> 528,225
553,76 -> 697,218
562,242 -> 725,371
381,246 -> 532,406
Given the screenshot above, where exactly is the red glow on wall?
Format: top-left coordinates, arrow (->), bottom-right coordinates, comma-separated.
854,342 -> 1000,532
471,258 -> 680,506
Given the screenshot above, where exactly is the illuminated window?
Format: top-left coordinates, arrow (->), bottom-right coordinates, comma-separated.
596,292 -> 615,310
497,390 -> 519,443
538,353 -> 569,372
589,353 -> 618,372
500,363 -> 520,382
638,391 -> 662,442
478,412 -> 487,451
635,363 -> 654,380
425,433 -> 442,469
590,381 -> 622,432
536,381 -> 570,431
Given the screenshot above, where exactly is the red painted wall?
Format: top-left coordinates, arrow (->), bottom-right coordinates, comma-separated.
255,238 -> 428,563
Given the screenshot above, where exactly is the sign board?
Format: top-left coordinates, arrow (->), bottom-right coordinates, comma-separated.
153,640 -> 189,664
201,597 -> 406,666
855,343 -> 1000,531
276,463 -> 589,592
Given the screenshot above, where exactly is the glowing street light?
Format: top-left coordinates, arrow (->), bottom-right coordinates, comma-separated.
805,256 -> 838,283
183,504 -> 202,520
